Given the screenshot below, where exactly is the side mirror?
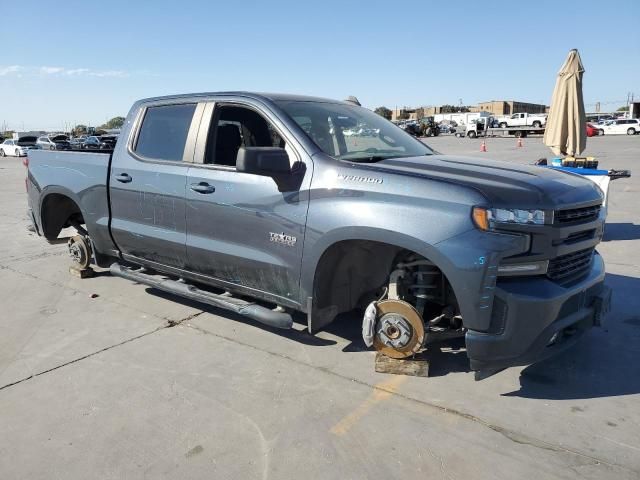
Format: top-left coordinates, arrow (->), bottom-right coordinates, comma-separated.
236,147 -> 291,176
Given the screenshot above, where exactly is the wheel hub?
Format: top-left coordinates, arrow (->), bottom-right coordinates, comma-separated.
67,235 -> 91,269
69,242 -> 83,262
373,299 -> 425,359
376,313 -> 413,349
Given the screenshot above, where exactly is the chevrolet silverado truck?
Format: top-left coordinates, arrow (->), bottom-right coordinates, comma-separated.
26,92 -> 611,377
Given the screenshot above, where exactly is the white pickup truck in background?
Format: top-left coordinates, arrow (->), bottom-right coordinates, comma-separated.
497,112 -> 547,128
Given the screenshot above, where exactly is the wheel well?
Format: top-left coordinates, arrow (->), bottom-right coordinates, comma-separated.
312,240 -> 400,328
311,240 -> 456,330
41,193 -> 84,240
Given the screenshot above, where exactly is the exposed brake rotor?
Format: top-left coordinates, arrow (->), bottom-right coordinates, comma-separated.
372,299 -> 425,359
68,235 -> 91,270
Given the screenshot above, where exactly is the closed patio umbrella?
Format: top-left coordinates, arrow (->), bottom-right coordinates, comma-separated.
543,49 -> 586,157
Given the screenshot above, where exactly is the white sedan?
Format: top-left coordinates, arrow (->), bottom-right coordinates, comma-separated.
0,139 -> 31,157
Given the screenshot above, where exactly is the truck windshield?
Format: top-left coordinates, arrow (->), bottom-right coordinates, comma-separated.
276,100 -> 434,162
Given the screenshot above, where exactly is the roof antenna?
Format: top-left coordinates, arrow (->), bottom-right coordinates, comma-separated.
344,96 -> 361,106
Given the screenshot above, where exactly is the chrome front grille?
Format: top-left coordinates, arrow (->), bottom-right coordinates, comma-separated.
547,248 -> 595,281
555,204 -> 601,224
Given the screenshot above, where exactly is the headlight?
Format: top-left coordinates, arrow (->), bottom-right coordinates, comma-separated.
472,207 -> 545,231
490,208 -> 545,225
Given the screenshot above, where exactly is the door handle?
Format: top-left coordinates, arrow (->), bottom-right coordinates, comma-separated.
115,173 -> 132,183
190,182 -> 215,194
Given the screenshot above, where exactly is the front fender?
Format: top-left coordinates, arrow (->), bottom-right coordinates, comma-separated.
300,225 -> 458,301
301,225 -> 528,333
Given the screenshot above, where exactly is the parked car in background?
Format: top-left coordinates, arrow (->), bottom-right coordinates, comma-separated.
37,135 -> 72,150
101,135 -> 118,148
599,118 -> 640,135
438,122 -> 456,134
400,121 -> 422,137
1,139 -> 30,157
81,135 -> 117,150
595,120 -> 614,135
586,114 -> 614,124
69,138 -> 85,148
0,136 -> 40,157
586,123 -> 599,137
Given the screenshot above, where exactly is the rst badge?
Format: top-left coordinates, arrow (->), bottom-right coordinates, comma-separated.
270,232 -> 297,247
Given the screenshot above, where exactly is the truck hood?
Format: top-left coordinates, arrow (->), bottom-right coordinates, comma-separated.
368,155 -> 604,208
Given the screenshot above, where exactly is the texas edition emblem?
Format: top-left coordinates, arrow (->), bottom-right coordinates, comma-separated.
269,232 -> 297,247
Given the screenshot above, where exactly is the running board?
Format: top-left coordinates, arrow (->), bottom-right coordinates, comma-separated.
109,263 -> 293,329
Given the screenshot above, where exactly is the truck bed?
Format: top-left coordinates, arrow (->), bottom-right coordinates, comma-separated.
27,149 -> 116,257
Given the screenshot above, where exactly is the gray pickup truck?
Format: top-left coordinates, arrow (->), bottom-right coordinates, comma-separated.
26,92 -> 611,377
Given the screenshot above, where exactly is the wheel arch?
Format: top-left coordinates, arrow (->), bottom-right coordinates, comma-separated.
302,227 -> 458,333
39,187 -> 85,241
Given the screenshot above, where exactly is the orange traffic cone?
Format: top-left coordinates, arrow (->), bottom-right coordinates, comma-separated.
480,141 -> 487,152
517,137 -> 523,148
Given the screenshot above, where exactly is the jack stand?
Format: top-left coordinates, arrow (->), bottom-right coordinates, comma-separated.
69,266 -> 94,279
374,352 -> 429,377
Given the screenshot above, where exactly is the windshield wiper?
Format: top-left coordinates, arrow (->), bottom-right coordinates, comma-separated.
344,155 -> 390,163
344,153 -> 432,163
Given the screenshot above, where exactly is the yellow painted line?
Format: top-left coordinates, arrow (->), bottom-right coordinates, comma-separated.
330,375 -> 407,436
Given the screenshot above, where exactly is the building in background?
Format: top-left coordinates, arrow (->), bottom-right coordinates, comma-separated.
391,105 -> 469,121
390,100 -> 548,121
470,100 -> 548,115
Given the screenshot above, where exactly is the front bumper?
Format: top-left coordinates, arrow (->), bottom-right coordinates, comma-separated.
465,253 -> 610,371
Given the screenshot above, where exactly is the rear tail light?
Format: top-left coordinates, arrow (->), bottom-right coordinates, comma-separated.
22,156 -> 29,167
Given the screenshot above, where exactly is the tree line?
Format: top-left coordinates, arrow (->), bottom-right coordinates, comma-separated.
71,116 -> 125,136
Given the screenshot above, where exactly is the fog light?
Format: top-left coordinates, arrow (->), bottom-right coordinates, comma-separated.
497,260 -> 549,276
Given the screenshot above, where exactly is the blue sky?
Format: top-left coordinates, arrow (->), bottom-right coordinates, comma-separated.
2,0 -> 639,131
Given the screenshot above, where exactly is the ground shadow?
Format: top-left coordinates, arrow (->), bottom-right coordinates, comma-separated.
603,223 -> 640,241
326,312 -> 471,375
140,270 -> 639,393
503,272 -> 640,400
421,338 -> 471,377
145,288 -> 336,347
144,288 -> 470,373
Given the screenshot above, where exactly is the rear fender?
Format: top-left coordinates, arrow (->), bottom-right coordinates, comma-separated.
39,186 -> 85,240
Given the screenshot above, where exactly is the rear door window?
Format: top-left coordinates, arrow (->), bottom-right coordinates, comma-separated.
134,103 -> 197,161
